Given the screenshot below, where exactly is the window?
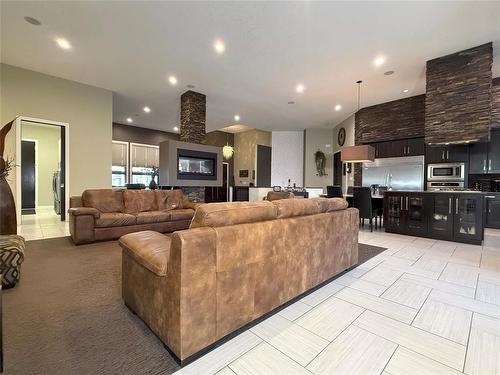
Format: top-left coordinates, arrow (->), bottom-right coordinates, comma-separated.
130,143 -> 159,187
112,141 -> 129,187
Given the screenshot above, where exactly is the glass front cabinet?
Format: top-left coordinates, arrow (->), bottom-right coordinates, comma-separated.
385,192 -> 484,245
453,194 -> 483,243
428,193 -> 454,241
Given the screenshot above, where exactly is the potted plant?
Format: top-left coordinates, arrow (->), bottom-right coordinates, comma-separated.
314,150 -> 327,177
149,167 -> 159,190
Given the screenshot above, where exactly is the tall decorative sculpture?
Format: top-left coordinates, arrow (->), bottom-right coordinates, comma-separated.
0,121 -> 17,235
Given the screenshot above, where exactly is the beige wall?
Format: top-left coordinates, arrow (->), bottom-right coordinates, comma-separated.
332,114 -> 355,154
22,122 -> 60,206
304,128 -> 334,192
233,129 -> 271,185
332,114 -> 356,187
1,64 -> 113,203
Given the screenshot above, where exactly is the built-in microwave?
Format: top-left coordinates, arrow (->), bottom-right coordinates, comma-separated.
427,162 -> 465,181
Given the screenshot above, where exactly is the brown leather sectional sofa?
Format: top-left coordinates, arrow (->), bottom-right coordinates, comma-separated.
120,197 -> 359,362
68,189 -> 197,244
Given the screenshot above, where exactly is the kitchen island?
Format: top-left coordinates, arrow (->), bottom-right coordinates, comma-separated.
384,191 -> 484,245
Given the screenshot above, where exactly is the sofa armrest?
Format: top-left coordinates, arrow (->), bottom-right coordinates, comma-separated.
68,207 -> 100,219
182,199 -> 202,211
167,227 -> 217,359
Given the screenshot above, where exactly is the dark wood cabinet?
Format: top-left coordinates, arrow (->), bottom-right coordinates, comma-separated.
453,194 -> 484,243
385,192 -> 484,245
406,138 -> 425,157
467,129 -> 500,174
426,145 -> 469,163
485,194 -> 500,229
469,142 -> 489,174
384,192 -> 428,236
488,130 -> 500,173
372,138 -> 425,159
428,193 -> 454,241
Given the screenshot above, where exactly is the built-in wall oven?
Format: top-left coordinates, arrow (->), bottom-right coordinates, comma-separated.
426,162 -> 465,191
427,163 -> 465,181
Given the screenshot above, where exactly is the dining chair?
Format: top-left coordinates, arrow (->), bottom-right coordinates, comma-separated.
352,187 -> 380,232
326,185 -> 343,198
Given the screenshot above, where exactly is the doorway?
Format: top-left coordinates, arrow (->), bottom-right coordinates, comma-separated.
21,139 -> 37,214
333,151 -> 342,187
15,117 -> 69,238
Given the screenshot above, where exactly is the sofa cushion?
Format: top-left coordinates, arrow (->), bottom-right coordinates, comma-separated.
95,212 -> 137,228
272,198 -> 321,219
120,231 -> 171,276
190,201 -> 277,228
326,198 -> 349,211
170,208 -> 195,221
156,190 -> 185,211
136,211 -> 171,225
123,190 -> 158,213
82,189 -> 124,213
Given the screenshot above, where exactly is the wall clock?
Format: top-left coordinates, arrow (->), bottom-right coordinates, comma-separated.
338,127 -> 346,147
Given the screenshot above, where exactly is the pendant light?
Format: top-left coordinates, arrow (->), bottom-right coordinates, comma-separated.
222,132 -> 234,159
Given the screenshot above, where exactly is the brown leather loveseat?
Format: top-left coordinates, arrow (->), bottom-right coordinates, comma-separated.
68,189 -> 196,244
120,197 -> 359,363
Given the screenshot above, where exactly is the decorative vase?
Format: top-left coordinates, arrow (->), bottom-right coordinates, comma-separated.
0,157 -> 17,235
149,176 -> 158,190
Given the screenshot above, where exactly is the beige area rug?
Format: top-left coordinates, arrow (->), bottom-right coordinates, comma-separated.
3,237 -> 179,375
3,237 -> 386,374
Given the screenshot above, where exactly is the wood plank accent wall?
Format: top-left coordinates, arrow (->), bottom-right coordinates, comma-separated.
354,95 -> 425,144
425,43 -> 493,144
492,77 -> 500,129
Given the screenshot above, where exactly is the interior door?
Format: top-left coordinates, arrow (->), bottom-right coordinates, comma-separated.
21,140 -> 36,213
59,126 -> 66,221
333,152 -> 342,186
256,145 -> 271,187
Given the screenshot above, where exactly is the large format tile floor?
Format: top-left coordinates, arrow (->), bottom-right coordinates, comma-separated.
18,206 -> 69,240
175,228 -> 500,375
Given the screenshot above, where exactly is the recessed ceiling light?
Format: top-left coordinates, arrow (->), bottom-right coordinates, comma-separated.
168,76 -> 178,85
296,84 -> 305,93
334,104 -> 342,111
214,39 -> 225,54
173,126 -> 179,132
403,89 -> 409,93
24,16 -> 41,26
234,115 -> 240,122
384,70 -> 395,76
55,38 -> 71,50
373,55 -> 386,67
143,106 -> 151,113
288,101 -> 295,105
126,118 -> 133,123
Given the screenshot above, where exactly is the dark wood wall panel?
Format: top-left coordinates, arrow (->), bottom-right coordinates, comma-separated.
425,43 -> 493,144
492,77 -> 500,130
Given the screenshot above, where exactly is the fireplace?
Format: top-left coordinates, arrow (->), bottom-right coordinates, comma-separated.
159,140 -> 222,187
177,149 -> 217,181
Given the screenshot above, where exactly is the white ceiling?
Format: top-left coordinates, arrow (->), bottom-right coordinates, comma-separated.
2,1 -> 500,133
